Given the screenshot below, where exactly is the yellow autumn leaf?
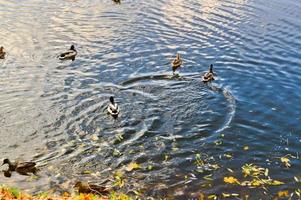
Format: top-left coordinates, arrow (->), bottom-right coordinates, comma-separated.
278,190 -> 289,198
126,162 -> 141,172
208,194 -> 217,200
280,157 -> 291,168
224,176 -> 240,184
270,180 -> 285,185
251,179 -> 262,187
243,146 -> 249,151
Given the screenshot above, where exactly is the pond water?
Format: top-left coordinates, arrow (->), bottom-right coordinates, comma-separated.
1,0 -> 301,199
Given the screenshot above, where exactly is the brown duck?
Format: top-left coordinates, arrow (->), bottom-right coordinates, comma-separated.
0,46 -> 6,59
172,53 -> 182,75
74,181 -> 109,195
59,45 -> 77,61
2,158 -> 39,176
202,64 -> 215,83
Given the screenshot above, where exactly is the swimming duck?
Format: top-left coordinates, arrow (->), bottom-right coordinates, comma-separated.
107,96 -> 120,118
59,45 -> 77,61
2,158 -> 39,176
202,64 -> 215,83
0,46 -> 6,59
172,53 -> 182,75
74,181 -> 109,195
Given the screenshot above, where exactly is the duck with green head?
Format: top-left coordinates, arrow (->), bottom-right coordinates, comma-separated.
59,45 -> 77,61
2,158 -> 39,176
202,64 -> 215,83
107,96 -> 120,118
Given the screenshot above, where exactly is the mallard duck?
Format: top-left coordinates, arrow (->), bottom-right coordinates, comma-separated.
172,53 -> 182,75
0,46 -> 6,59
74,181 -> 109,195
59,45 -> 77,61
2,158 -> 39,176
202,64 -> 215,83
107,96 -> 120,118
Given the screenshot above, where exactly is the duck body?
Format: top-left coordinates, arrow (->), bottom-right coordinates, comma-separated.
202,64 -> 215,83
172,53 -> 182,74
59,45 -> 77,61
2,158 -> 38,176
0,46 -> 6,59
107,96 -> 120,118
3,170 -> 12,177
74,181 -> 109,195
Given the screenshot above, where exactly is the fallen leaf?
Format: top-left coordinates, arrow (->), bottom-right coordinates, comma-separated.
280,156 -> 291,168
243,146 -> 249,151
278,190 -> 289,198
126,162 -> 141,172
224,176 -> 240,185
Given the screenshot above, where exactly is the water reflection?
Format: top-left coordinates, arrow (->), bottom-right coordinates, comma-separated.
1,0 -> 301,199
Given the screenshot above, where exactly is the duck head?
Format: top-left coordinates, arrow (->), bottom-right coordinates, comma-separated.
209,64 -> 213,73
0,46 -> 3,52
2,158 -> 10,166
74,181 -> 83,188
70,45 -> 76,51
176,53 -> 180,60
110,96 -> 115,104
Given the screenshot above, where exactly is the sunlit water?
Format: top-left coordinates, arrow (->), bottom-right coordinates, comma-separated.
1,0 -> 301,198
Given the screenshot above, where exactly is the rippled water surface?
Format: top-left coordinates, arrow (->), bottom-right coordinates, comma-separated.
1,0 -> 301,198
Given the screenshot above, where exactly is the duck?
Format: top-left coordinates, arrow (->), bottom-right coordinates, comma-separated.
107,96 -> 120,118
202,64 -> 215,83
74,181 -> 109,195
0,46 -> 6,59
59,45 -> 77,61
1,158 -> 39,176
171,53 -> 182,75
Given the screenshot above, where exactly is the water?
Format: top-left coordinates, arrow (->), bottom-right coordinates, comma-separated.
1,0 -> 301,198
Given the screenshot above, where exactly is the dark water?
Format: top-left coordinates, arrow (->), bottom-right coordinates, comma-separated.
1,0 -> 301,198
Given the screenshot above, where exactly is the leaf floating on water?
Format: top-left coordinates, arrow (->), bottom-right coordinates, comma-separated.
224,154 -> 233,159
270,180 -> 284,185
280,156 -> 291,168
90,134 -> 99,141
295,189 -> 301,197
224,176 -> 240,185
278,190 -> 289,198
242,163 -> 266,177
294,176 -> 301,182
214,140 -> 222,146
203,174 -> 213,181
113,148 -> 122,157
164,154 -> 170,162
264,168 -> 269,177
243,146 -> 249,151
147,165 -> 153,171
208,194 -> 217,200
222,193 -> 239,198
227,168 -> 234,173
82,170 -> 92,175
126,162 -> 141,172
